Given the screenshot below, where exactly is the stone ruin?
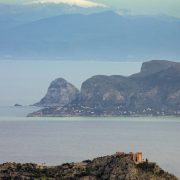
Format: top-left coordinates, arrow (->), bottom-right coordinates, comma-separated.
115,152 -> 143,164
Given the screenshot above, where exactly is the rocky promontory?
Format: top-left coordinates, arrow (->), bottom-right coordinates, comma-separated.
29,60 -> 180,117
34,78 -> 80,107
0,152 -> 177,180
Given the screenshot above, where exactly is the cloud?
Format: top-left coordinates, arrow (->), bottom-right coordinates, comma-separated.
29,0 -> 107,8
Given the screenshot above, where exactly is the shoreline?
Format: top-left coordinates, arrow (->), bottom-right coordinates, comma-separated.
27,114 -> 180,118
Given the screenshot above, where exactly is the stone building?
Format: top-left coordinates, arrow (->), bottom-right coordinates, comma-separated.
129,152 -> 143,163
116,152 -> 143,164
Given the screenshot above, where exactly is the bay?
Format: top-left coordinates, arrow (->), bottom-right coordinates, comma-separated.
0,107 -> 179,177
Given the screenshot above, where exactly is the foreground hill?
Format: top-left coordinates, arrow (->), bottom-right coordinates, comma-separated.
29,60 -> 180,117
0,11 -> 180,60
0,153 -> 177,180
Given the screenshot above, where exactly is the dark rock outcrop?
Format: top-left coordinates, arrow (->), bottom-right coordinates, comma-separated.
34,78 -> 80,107
29,60 -> 180,117
14,104 -> 22,107
0,153 -> 177,180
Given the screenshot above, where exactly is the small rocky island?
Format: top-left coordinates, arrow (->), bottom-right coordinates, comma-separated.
14,104 -> 22,107
29,60 -> 180,117
0,152 -> 177,180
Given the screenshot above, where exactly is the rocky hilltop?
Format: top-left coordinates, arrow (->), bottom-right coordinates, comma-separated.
30,60 -> 180,117
34,78 -> 79,107
0,152 -> 177,180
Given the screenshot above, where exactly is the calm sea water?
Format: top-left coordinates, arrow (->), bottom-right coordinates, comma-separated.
0,107 -> 180,177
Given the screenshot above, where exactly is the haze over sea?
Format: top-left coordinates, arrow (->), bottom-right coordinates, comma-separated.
0,106 -> 180,177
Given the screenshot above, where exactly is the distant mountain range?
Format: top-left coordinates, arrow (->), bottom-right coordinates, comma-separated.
0,3 -> 105,30
29,60 -> 180,117
0,10 -> 180,60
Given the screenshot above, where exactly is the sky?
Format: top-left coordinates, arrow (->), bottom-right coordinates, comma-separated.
0,0 -> 180,18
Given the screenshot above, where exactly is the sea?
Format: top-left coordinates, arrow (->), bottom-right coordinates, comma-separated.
0,106 -> 179,177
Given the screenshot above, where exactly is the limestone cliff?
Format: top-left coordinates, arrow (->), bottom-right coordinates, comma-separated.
34,78 -> 79,107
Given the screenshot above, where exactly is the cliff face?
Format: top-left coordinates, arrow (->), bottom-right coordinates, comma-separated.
30,60 -> 180,116
0,153 -> 177,180
81,75 -> 137,110
130,65 -> 180,112
34,78 -> 79,107
137,60 -> 180,77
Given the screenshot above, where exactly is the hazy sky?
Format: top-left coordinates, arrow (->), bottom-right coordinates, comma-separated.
1,0 -> 180,18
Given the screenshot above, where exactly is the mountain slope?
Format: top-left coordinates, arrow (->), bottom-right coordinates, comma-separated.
0,11 -> 180,60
